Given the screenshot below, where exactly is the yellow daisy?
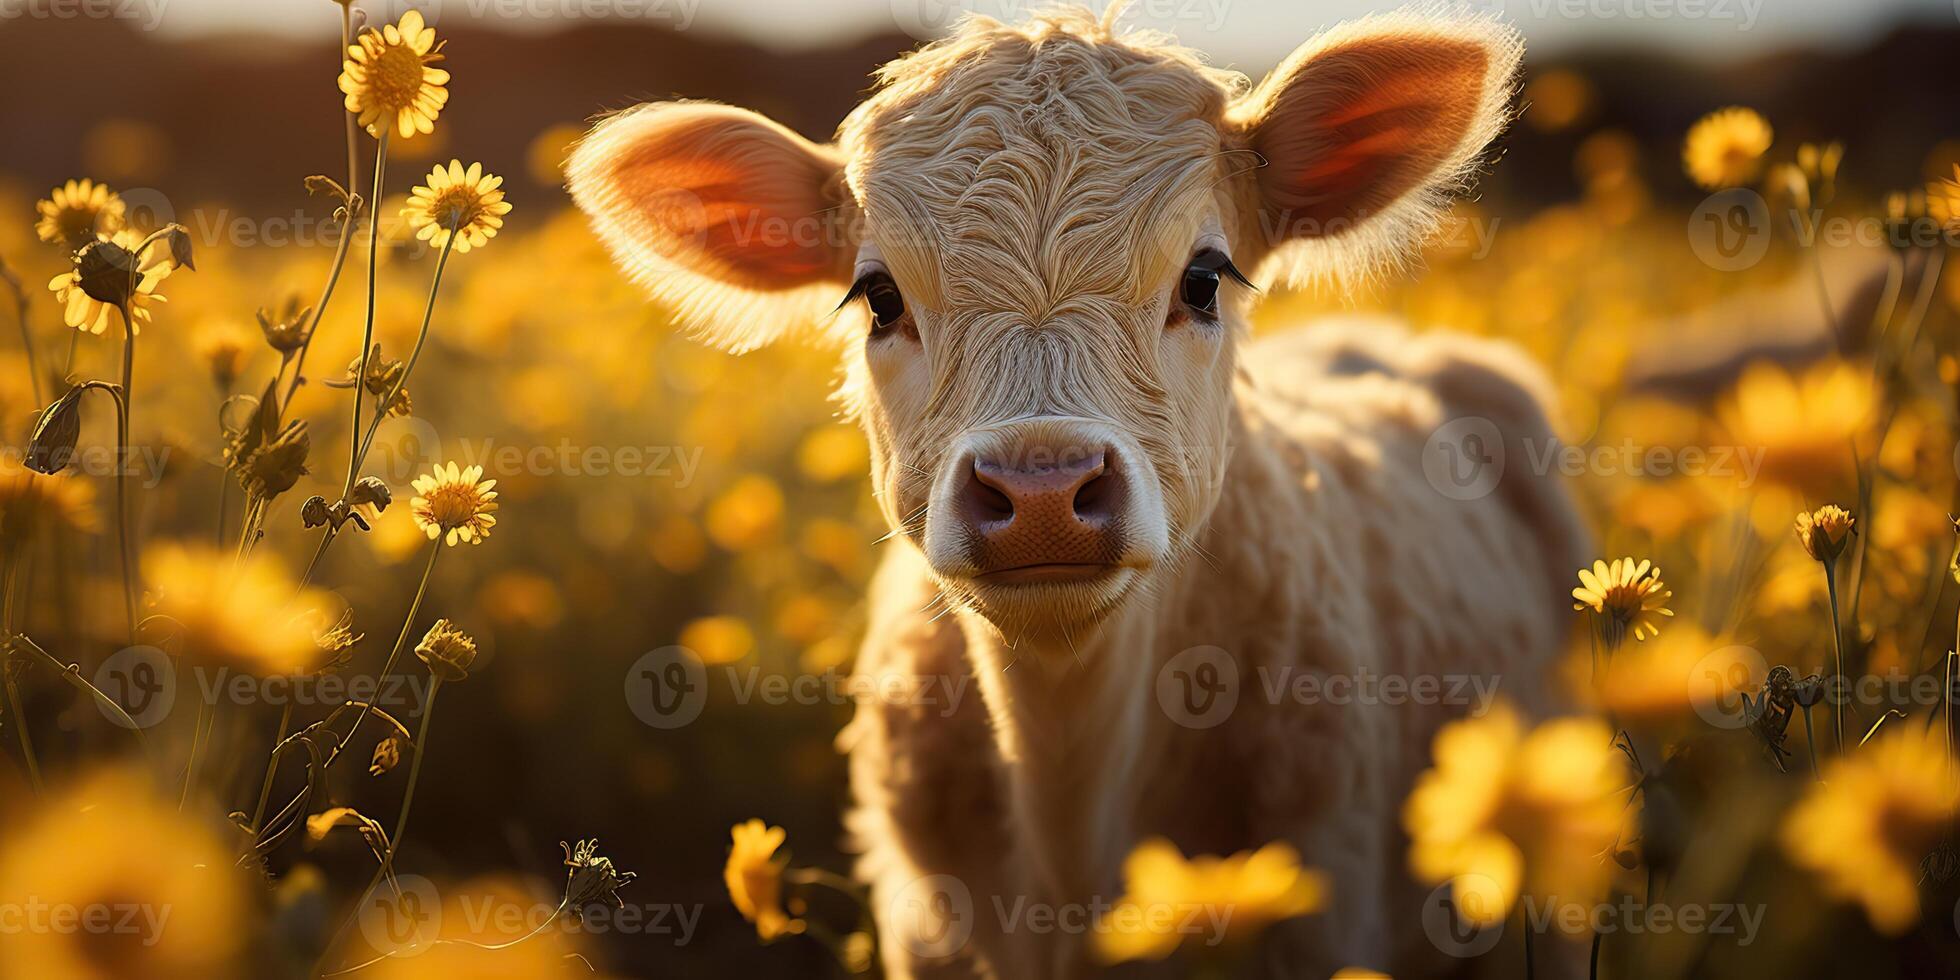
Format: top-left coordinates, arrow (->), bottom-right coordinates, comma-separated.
1794,504 -> 1856,564
1096,838 -> 1326,963
404,160 -> 511,253
724,820 -> 804,942
410,461 -> 498,545
337,9 -> 449,140
1682,107 -> 1772,190
0,458 -> 99,549
46,229 -> 172,335
1571,556 -> 1674,645
144,544 -> 332,675
34,178 -> 125,249
1783,730 -> 1960,934
1404,703 -> 1628,927
414,618 -> 479,681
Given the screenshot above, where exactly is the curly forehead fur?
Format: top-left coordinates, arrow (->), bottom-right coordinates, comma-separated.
837,8 -> 1249,316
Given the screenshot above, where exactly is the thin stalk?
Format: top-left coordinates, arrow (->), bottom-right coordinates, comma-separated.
1,555 -> 43,793
180,697 -> 212,811
6,275 -> 41,406
318,676 -> 442,975
1824,563 -> 1846,754
113,304 -> 139,645
1800,705 -> 1821,781
345,132 -> 391,500
356,233 -> 453,465
249,702 -> 295,833
281,1 -> 365,414
8,633 -> 154,756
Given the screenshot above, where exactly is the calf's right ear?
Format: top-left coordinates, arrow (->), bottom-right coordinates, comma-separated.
567,102 -> 859,352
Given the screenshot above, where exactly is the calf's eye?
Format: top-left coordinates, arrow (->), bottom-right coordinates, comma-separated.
841,270 -> 908,337
1178,248 -> 1254,322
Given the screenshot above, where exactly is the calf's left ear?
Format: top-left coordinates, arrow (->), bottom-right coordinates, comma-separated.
567,102 -> 860,352
1228,13 -> 1523,285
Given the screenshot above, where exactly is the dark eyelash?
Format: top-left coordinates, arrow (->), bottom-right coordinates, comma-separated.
833,274 -> 876,315
1190,248 -> 1257,291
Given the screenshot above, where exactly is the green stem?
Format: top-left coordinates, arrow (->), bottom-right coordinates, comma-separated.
114,305 -> 139,646
250,701 -> 295,832
318,676 -> 442,975
345,132 -> 391,500
280,1 -> 363,414
1824,564 -> 1845,755
355,232 -> 453,466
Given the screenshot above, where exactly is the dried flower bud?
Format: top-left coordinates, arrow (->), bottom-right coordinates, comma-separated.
240,420 -> 310,500
25,386 -> 87,474
370,735 -> 404,776
255,297 -> 314,354
561,839 -> 637,916
300,495 -> 331,528
327,345 -> 412,418
414,619 -> 478,682
349,476 -> 392,513
160,224 -> 196,271
74,238 -> 140,307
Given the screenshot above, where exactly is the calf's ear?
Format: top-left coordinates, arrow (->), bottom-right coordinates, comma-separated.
567,102 -> 859,352
1228,13 -> 1522,286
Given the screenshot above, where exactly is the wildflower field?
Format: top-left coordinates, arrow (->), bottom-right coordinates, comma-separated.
2,3 -> 1960,978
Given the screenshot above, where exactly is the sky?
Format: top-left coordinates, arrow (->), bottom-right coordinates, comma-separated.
89,0 -> 1960,69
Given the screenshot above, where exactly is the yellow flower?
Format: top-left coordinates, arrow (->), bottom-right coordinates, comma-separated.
46,228 -> 172,335
1096,838 -> 1325,963
414,617 -> 479,681
0,769 -> 247,979
1713,359 -> 1872,498
143,543 -> 330,675
1570,557 -> 1673,644
724,820 -> 804,942
1404,704 -> 1628,927
1794,504 -> 1856,564
338,9 -> 449,140
680,614 -> 755,665
1583,625 -> 1756,727
0,458 -> 98,549
706,474 -> 784,551
410,461 -> 499,545
404,160 -> 511,254
34,178 -> 125,249
1682,107 -> 1772,190
1925,163 -> 1960,232
1783,730 -> 1960,934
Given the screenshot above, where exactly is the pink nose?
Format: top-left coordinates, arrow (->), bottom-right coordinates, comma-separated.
959,446 -> 1126,573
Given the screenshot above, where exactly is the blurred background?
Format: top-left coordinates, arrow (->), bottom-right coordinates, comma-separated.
3,0 -> 1960,976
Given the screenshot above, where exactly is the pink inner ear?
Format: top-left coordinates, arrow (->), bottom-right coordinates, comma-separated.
1256,38 -> 1489,230
615,128 -> 844,293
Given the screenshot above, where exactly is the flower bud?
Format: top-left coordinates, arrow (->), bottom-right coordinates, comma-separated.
25,387 -> 87,474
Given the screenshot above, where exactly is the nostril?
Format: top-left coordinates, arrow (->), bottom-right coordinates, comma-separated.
1072,467 -> 1113,521
967,461 -> 1017,524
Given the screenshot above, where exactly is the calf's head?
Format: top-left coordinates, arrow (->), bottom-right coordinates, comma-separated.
570,8 -> 1520,633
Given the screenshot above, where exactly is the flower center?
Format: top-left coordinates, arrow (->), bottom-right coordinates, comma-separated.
432,186 -> 483,230
370,43 -> 428,112
55,206 -> 100,245
426,484 -> 483,529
